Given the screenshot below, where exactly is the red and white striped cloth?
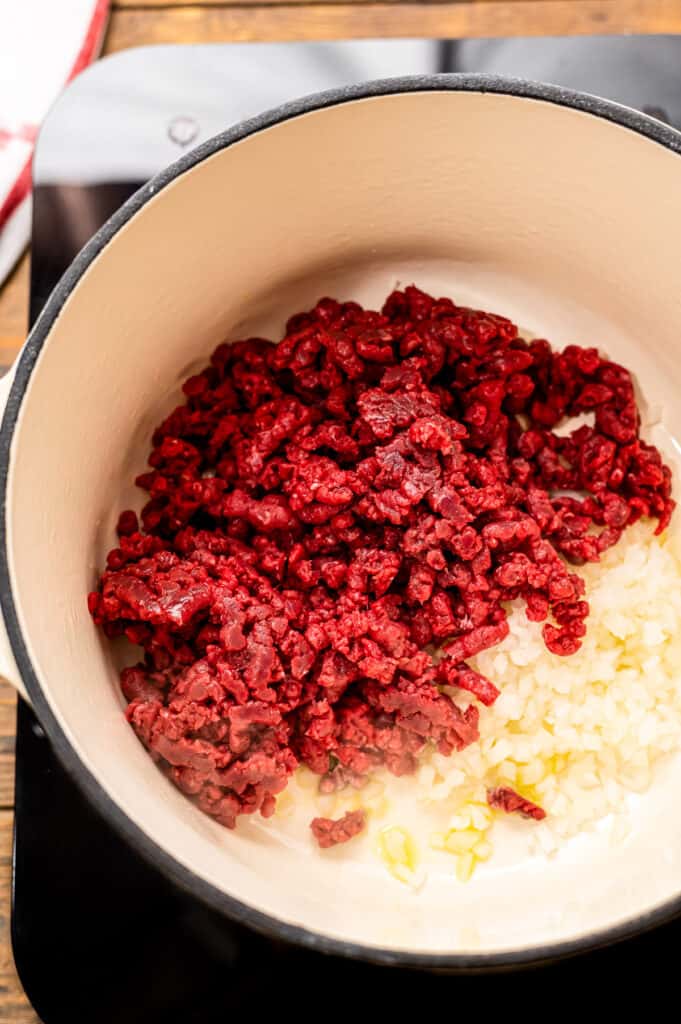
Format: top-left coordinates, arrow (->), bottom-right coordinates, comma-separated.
0,0 -> 110,288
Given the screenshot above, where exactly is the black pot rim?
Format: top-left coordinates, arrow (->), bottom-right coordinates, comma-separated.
3,72 -> 681,970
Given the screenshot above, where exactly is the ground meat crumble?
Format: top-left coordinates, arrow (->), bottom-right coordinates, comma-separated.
487,786 -> 547,821
310,809 -> 367,848
88,286 -> 674,846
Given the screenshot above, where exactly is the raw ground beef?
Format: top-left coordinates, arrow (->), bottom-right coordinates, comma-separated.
310,809 -> 367,848
88,286 -> 674,846
487,786 -> 546,821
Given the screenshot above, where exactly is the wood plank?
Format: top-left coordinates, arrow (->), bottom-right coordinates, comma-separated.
113,0 -> 532,6
105,0 -> 681,50
0,695 -> 16,812
0,810 -> 40,1023
0,691 -> 35,1021
0,253 -> 29,373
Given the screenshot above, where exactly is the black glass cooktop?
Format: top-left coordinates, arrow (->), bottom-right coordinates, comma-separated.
11,38 -> 681,1022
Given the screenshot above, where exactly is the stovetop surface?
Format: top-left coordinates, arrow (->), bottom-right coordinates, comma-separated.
12,38 -> 681,1022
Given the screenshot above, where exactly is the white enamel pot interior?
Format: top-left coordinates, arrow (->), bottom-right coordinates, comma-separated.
2,76 -> 681,968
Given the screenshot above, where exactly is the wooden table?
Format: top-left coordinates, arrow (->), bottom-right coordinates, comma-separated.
1,1 -> 680,1018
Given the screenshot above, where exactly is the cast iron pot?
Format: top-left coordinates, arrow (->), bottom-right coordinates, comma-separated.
1,75 -> 681,969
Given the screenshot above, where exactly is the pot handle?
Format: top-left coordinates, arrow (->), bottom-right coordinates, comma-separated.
0,366 -> 30,705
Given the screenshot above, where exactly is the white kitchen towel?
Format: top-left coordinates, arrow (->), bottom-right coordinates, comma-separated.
0,0 -> 110,287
